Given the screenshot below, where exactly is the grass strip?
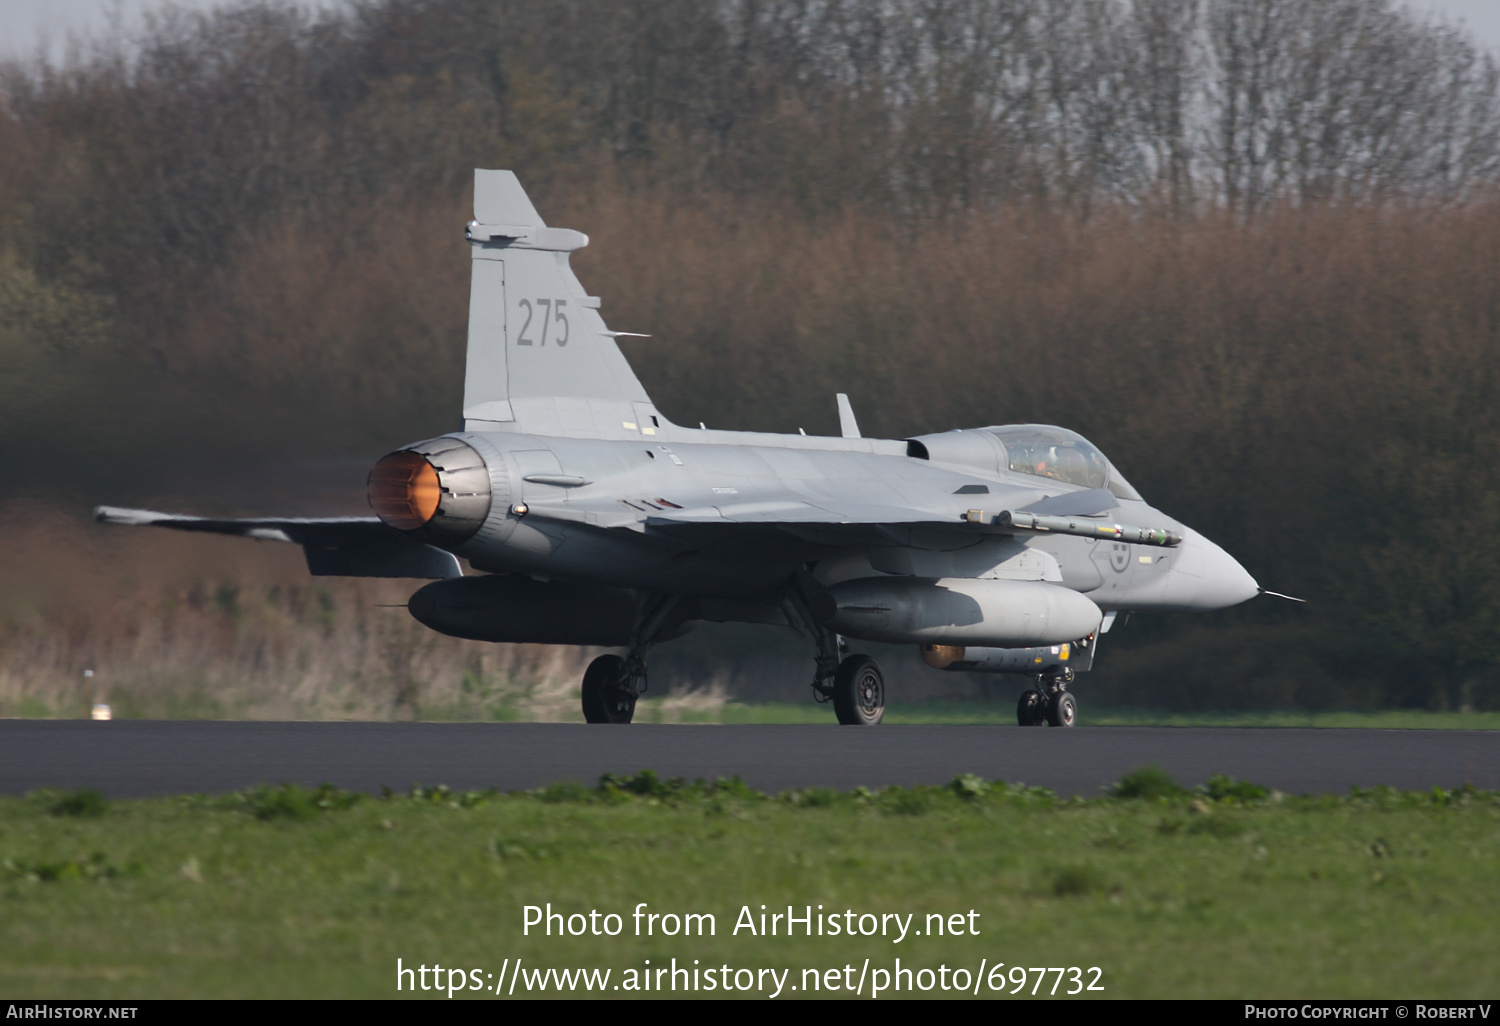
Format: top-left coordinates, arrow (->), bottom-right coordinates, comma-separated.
1,770 -> 1496,999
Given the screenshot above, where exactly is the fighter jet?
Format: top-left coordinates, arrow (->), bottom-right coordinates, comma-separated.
96,170 -> 1261,726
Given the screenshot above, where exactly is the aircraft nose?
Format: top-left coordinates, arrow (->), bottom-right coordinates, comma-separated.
1170,528 -> 1259,610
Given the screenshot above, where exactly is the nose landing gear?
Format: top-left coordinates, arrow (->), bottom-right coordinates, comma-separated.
1018,669 -> 1077,727
1047,689 -> 1078,726
1017,688 -> 1045,726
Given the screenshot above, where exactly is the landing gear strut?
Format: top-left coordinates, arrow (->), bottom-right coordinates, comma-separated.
581,594 -> 682,724
1017,669 -> 1077,727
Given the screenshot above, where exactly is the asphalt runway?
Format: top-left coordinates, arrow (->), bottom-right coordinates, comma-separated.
1,721 -> 1496,797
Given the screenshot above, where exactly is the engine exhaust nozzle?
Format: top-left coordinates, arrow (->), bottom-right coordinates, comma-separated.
368,436 -> 493,544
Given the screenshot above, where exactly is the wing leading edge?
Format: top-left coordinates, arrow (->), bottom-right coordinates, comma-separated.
515,485 -> 1179,549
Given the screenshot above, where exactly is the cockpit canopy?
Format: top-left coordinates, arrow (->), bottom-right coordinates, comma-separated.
906,424 -> 1143,501
987,426 -> 1124,493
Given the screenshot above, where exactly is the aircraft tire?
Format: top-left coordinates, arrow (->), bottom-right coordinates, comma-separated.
1046,690 -> 1078,727
1017,689 -> 1045,726
581,654 -> 636,724
832,655 -> 885,726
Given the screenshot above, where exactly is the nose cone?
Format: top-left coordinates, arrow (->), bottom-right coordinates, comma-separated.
1169,528 -> 1259,611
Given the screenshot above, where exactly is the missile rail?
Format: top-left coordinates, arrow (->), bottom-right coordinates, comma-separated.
964,509 -> 1182,547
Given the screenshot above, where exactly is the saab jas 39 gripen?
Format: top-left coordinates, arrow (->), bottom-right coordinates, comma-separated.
97,170 -> 1264,726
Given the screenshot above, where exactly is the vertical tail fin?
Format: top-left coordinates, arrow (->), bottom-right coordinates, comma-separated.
462,170 -> 663,438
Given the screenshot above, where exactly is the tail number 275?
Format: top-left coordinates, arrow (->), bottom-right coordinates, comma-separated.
515,299 -> 569,347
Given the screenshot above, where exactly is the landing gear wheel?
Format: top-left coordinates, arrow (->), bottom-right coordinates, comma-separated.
1046,690 -> 1078,727
581,654 -> 636,724
1017,689 -> 1045,726
832,655 -> 885,726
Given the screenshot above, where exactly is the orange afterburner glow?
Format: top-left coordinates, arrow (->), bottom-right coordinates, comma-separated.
368,451 -> 441,529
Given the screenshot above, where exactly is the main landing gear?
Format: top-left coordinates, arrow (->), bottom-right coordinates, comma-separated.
829,654 -> 886,726
581,583 -> 894,727
783,584 -> 886,726
581,654 -> 637,724
581,595 -> 683,724
1017,669 -> 1077,727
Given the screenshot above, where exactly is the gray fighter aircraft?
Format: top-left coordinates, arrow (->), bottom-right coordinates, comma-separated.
97,170 -> 1261,726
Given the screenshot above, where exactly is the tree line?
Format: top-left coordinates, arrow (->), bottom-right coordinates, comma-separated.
2,0 -> 1499,711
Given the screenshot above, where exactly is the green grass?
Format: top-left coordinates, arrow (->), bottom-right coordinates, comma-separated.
654,701 -> 1500,729
2,774 -> 1498,999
